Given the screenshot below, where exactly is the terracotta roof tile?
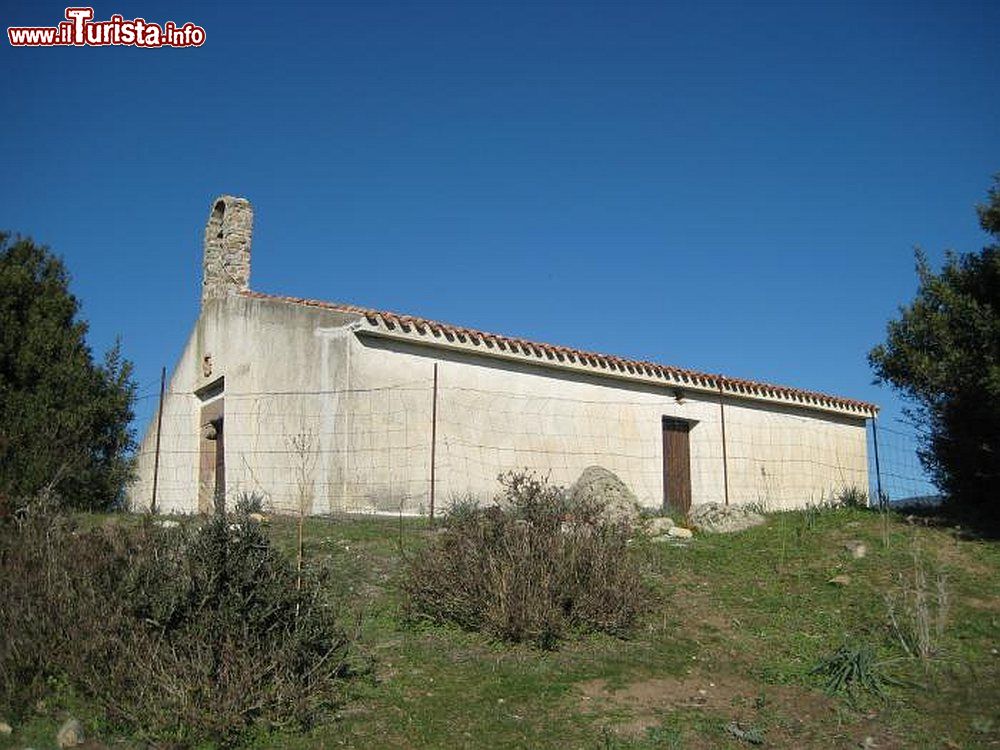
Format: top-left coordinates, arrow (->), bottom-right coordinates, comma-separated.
238,290 -> 878,416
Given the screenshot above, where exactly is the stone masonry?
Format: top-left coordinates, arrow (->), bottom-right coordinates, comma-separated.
202,195 -> 253,305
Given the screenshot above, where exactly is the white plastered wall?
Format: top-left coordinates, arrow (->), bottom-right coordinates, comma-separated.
130,296 -> 869,515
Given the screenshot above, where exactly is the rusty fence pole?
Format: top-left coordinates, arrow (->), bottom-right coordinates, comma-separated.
150,366 -> 166,513
718,380 -> 730,506
429,362 -> 439,525
871,415 -> 884,506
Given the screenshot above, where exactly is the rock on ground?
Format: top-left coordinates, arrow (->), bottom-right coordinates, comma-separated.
666,526 -> 693,539
689,503 -> 765,534
56,718 -> 84,748
567,466 -> 642,529
0,720 -> 11,735
645,516 -> 675,536
844,540 -> 867,559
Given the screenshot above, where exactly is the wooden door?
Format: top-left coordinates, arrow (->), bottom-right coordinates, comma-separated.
662,418 -> 692,515
213,416 -> 225,514
198,399 -> 225,514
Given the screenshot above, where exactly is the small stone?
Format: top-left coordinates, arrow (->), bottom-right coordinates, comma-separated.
844,540 -> 867,559
667,526 -> 693,539
828,574 -> 852,587
154,519 -> 180,529
56,718 -> 84,748
646,517 -> 675,535
0,721 -> 11,735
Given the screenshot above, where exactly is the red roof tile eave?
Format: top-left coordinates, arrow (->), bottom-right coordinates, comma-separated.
237,290 -> 879,416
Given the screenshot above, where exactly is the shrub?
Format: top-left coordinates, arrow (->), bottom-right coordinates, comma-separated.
884,541 -> 949,661
835,485 -> 869,509
811,643 -> 898,702
233,489 -> 268,514
404,471 -> 649,648
0,506 -> 353,745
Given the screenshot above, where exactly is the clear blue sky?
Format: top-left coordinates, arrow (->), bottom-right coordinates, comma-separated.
2,0 -> 998,470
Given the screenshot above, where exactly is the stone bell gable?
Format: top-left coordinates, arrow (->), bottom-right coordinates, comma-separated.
202,195 -> 253,306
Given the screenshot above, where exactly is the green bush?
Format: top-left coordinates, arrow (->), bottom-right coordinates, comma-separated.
0,506 -> 353,745
834,485 -> 869,509
404,471 -> 649,648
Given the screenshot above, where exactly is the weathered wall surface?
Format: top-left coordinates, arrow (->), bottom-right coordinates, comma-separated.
337,333 -> 868,513
130,296 -> 357,514
130,295 -> 869,515
131,325 -> 201,514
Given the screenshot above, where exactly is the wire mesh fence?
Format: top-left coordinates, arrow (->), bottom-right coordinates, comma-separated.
868,421 -> 937,506
131,380 -> 938,515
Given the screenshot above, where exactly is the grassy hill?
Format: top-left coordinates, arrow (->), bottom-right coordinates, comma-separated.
4,506 -> 999,748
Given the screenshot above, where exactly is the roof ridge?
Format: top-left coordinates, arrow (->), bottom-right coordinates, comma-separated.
237,289 -> 878,415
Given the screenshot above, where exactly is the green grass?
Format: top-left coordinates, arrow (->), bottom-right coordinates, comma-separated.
3,507 -> 998,749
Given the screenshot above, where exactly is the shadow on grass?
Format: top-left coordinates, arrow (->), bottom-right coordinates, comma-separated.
891,501 -> 1000,541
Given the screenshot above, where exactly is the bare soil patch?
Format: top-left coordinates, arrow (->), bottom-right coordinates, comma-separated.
577,672 -> 905,747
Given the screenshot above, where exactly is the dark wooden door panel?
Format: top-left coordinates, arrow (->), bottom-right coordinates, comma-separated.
662,418 -> 692,515
198,399 -> 224,514
213,417 -> 225,515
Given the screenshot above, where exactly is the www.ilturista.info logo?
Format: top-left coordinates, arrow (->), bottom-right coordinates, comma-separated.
7,7 -> 206,48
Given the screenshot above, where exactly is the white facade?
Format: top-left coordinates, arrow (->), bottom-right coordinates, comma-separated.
129,198 -> 875,516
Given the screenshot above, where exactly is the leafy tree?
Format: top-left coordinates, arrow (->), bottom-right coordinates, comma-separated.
0,233 -> 136,512
869,177 -> 1000,514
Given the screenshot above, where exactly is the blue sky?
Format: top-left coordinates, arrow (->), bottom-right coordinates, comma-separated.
2,0 -> 998,487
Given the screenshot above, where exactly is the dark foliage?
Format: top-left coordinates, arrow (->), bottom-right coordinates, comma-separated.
834,485 -> 869,510
811,644 -> 901,704
404,471 -> 649,648
0,506 -> 353,745
869,176 -> 1000,518
0,234 -> 135,512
